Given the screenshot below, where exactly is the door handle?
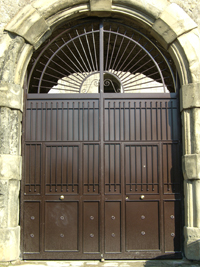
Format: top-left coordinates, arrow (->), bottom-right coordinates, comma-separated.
60,195 -> 64,200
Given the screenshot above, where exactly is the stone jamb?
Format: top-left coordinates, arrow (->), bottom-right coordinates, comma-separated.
0,0 -> 200,261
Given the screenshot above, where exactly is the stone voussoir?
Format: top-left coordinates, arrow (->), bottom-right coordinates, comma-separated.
181,83 -> 200,111
5,4 -> 51,49
182,154 -> 200,180
112,0 -> 170,20
0,82 -> 23,111
151,3 -> 197,47
0,154 -> 22,180
177,29 -> 200,84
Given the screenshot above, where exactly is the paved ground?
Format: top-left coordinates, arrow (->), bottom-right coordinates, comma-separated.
0,260 -> 200,267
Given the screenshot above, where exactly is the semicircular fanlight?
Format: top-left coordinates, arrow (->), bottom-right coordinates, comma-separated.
28,20 -> 177,94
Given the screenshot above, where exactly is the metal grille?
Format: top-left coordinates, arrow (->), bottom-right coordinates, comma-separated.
28,20 -> 177,94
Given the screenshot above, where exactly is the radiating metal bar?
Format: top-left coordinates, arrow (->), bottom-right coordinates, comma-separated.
108,28 -> 119,71
122,69 -> 161,86
36,70 -> 81,86
38,62 -> 84,84
76,29 -> 93,72
124,85 -> 165,91
92,24 -> 98,71
105,25 -> 111,71
112,31 -> 126,70
112,33 -> 134,71
121,62 -> 162,84
68,33 -> 90,73
50,46 -> 86,80
118,47 -> 144,79
84,28 -> 95,71
33,85 -> 79,92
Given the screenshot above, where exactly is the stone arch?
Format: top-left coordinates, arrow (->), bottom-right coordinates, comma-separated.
0,0 -> 200,261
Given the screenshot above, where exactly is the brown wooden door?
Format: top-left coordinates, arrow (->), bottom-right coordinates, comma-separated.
22,91 -> 182,260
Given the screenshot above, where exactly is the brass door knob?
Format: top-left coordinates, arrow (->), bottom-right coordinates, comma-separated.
140,195 -> 145,200
60,195 -> 64,200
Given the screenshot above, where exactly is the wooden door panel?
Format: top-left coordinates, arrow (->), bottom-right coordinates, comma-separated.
125,201 -> 159,250
45,201 -> 78,251
83,201 -> 100,253
105,201 -> 121,253
23,201 -> 40,253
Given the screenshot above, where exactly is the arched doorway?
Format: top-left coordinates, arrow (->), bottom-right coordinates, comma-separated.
22,18 -> 182,260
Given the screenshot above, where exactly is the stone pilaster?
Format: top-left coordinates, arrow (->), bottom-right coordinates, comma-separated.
181,83 -> 200,260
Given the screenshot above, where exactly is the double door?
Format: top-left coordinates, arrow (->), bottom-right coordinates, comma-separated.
22,92 -> 182,259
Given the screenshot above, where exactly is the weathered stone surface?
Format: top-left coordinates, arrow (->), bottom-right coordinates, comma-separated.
112,0 -> 169,20
0,82 -> 23,111
5,4 -> 51,49
184,226 -> 200,260
190,108 -> 200,154
47,4 -> 90,30
0,34 -> 25,84
152,3 -> 197,47
0,179 -> 20,228
181,83 -> 200,111
0,107 -> 22,155
32,0 -> 89,20
177,29 -> 200,84
14,43 -> 33,87
0,155 -> 22,180
90,0 -> 111,11
0,226 -> 20,261
183,154 -> 200,180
